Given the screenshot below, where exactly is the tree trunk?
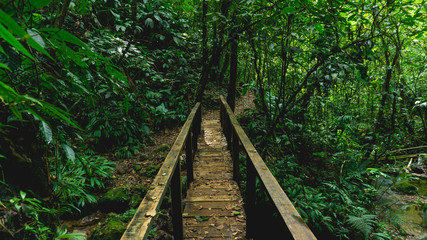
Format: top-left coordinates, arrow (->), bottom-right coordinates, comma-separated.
54,0 -> 72,29
195,0 -> 209,103
226,27 -> 238,111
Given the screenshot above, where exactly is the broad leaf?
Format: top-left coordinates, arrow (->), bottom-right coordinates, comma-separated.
40,28 -> 89,50
30,0 -> 53,9
41,121 -> 52,144
62,144 -> 75,162
282,7 -> 296,14
0,11 -> 51,58
0,23 -> 35,60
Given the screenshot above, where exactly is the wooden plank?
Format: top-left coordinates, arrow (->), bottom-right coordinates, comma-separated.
183,111 -> 246,239
183,202 -> 242,217
220,96 -> 317,240
121,103 -> 201,240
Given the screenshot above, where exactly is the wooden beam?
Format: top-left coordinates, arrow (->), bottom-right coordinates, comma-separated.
220,96 -> 317,240
121,103 -> 201,240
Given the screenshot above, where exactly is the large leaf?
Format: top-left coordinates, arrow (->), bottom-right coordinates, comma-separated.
41,121 -> 52,144
0,23 -> 35,60
0,63 -> 10,70
27,28 -> 45,48
30,0 -> 53,9
0,10 -> 51,58
62,144 -> 75,162
40,28 -> 89,50
281,7 -> 296,14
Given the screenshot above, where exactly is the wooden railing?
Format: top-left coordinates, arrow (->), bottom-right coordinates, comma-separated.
219,96 -> 317,240
121,102 -> 201,240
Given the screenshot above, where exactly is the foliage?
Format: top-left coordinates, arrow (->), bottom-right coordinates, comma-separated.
347,214 -> 377,240
0,190 -> 84,239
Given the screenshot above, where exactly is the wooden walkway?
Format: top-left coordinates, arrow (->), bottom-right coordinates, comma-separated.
182,115 -> 246,239
121,98 -> 316,240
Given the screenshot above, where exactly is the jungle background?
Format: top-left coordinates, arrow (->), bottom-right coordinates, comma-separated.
0,0 -> 426,239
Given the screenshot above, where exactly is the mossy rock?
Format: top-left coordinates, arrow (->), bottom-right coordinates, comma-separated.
141,164 -> 161,177
90,218 -> 127,240
129,185 -> 148,208
392,181 -> 418,195
99,186 -> 130,212
134,184 -> 148,195
129,194 -> 143,208
155,144 -> 170,152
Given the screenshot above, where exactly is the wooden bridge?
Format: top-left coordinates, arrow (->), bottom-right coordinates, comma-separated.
121,96 -> 317,240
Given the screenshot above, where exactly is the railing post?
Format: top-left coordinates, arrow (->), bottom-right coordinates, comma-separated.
246,155 -> 256,239
171,163 -> 183,240
193,105 -> 201,150
225,116 -> 231,148
186,133 -> 194,185
232,129 -> 240,182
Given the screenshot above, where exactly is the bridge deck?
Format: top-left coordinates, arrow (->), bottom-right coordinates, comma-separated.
183,113 -> 246,239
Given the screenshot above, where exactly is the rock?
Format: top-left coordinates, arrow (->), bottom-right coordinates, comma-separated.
99,187 -> 130,212
89,218 -> 127,240
392,181 -> 418,195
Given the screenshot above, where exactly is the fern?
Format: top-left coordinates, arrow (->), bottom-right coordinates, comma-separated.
347,214 -> 376,239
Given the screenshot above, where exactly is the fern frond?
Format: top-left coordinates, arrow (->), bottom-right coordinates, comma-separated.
347,214 -> 376,240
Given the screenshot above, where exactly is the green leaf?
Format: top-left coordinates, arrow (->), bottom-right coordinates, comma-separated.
282,7 -> 296,14
194,216 -> 208,221
0,23 -> 35,60
314,23 -> 324,34
0,10 -> 27,37
145,18 -> 154,28
30,0 -> 53,9
0,63 -> 10,70
0,154 -> 5,158
62,144 -> 75,162
41,121 -> 52,144
40,28 -> 89,50
0,11 -> 51,58
27,28 -> 45,48
20,190 -> 26,199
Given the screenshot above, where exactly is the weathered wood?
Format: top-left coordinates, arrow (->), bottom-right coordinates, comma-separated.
246,157 -> 256,238
220,95 -> 317,240
121,103 -> 201,240
171,161 -> 183,240
186,133 -> 194,184
183,113 -> 246,239
232,128 -> 240,182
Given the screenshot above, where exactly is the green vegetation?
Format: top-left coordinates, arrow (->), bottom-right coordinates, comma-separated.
0,0 -> 426,239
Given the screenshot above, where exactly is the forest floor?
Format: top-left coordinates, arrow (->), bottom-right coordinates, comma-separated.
62,89 -> 256,239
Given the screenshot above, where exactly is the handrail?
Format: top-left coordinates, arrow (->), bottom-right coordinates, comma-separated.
121,102 -> 202,240
219,96 -> 317,240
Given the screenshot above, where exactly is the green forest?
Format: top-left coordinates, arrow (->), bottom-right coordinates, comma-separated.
0,0 -> 426,239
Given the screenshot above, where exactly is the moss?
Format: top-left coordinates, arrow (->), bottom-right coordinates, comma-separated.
129,194 -> 142,208
129,185 -> 148,208
141,164 -> 161,177
392,181 -> 418,195
155,144 -> 170,152
90,218 -> 127,240
99,186 -> 130,212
